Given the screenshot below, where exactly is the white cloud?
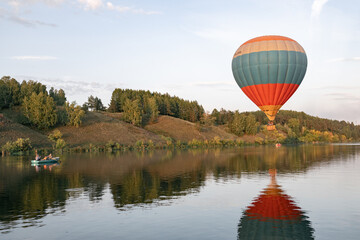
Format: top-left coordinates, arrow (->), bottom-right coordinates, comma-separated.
16,75 -> 122,105
11,55 -> 57,60
5,0 -> 160,15
311,0 -> 329,17
78,0 -> 103,11
7,0 -> 66,8
328,57 -> 360,62
0,7 -> 57,27
106,1 -> 160,15
106,2 -> 130,13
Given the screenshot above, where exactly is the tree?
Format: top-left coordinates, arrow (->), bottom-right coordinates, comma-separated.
143,97 -> 159,125
229,112 -> 259,136
65,101 -> 85,127
122,99 -> 142,126
229,111 -> 247,136
20,80 -> 47,102
0,79 -> 11,109
244,113 -> 259,135
87,95 -> 105,111
0,76 -> 21,107
49,87 -> 66,106
287,118 -> 301,137
22,92 -> 57,129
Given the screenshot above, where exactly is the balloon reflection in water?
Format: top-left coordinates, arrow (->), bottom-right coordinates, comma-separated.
238,169 -> 314,239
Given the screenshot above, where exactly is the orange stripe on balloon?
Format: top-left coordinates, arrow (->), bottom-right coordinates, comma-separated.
241,83 -> 299,107
241,35 -> 296,47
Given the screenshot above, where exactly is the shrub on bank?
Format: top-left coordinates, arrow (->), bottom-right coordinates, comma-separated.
1,138 -> 32,154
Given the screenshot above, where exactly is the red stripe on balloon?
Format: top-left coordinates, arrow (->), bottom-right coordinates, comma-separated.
241,83 -> 300,107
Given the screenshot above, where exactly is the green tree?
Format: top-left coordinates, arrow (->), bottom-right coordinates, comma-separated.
0,79 -> 11,109
122,99 -> 142,127
49,87 -> 66,106
22,92 -> 57,129
287,118 -> 301,137
20,80 -> 47,102
229,111 -> 246,136
229,112 -> 258,136
86,95 -> 105,111
65,101 -> 85,127
143,97 -> 159,125
0,76 -> 21,107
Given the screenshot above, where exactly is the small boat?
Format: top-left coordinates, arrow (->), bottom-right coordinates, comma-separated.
31,157 -> 60,164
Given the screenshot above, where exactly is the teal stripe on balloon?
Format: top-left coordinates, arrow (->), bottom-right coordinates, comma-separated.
232,51 -> 307,88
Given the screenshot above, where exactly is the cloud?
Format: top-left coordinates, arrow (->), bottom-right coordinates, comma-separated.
15,75 -> 122,104
11,55 -> 57,60
5,0 -> 160,16
78,0 -> 103,11
76,0 -> 161,15
311,0 -> 329,17
106,2 -> 130,13
0,6 -> 57,27
105,1 -> 161,15
328,57 -> 360,62
7,0 -> 66,8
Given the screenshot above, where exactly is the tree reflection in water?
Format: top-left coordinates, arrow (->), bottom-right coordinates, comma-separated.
238,169 -> 314,240
1,144 -> 357,234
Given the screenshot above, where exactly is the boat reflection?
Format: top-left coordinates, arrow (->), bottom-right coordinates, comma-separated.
31,163 -> 60,172
238,169 -> 314,239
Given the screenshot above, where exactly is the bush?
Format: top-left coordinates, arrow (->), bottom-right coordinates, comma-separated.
1,138 -> 32,153
106,140 -> 117,151
254,137 -> 264,145
55,138 -> 67,149
48,129 -> 63,142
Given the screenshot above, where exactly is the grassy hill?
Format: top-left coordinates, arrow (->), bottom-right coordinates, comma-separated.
0,115 -> 52,148
145,115 -> 238,142
54,112 -> 166,147
1,111 -> 249,149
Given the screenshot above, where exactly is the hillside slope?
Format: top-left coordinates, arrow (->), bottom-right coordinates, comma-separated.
145,115 -> 239,142
54,112 -> 166,146
0,115 -> 52,147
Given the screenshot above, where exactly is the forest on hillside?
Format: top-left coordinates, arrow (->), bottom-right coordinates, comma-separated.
1,76 -> 360,150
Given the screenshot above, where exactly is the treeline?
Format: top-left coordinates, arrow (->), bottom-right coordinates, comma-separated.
108,88 -> 204,126
209,108 -> 360,141
0,76 -> 85,129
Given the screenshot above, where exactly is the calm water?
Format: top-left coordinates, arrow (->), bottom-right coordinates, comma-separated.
1,144 -> 360,240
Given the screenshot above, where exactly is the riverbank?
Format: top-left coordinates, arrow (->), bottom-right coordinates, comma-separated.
0,110 -> 354,156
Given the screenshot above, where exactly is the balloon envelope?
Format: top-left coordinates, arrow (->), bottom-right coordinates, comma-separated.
232,35 -> 307,121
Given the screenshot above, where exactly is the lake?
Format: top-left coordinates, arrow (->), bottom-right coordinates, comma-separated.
1,144 -> 360,240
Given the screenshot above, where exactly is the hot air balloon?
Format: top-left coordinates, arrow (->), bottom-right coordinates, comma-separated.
232,35 -> 307,130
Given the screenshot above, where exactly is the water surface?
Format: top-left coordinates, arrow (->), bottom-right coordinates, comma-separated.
1,144 -> 360,239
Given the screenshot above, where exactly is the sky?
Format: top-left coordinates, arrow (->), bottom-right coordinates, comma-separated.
1,0 -> 359,123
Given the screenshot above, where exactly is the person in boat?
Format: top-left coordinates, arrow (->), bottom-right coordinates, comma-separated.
35,150 -> 41,161
43,153 -> 53,160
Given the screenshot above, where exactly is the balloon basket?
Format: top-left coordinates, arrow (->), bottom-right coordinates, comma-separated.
267,124 -> 276,131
